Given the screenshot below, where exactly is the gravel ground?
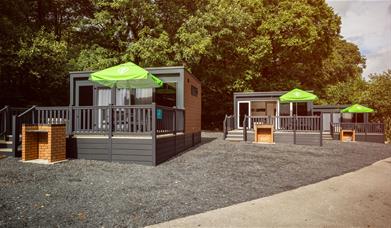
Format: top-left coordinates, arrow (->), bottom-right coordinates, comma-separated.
1,132 -> 391,227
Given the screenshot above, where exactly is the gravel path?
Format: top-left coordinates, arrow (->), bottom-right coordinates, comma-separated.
1,132 -> 391,227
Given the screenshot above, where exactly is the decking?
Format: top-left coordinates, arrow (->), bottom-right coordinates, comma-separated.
223,115 -> 385,145
0,104 -> 201,165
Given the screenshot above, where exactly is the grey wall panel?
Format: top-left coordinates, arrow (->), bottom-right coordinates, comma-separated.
156,132 -> 201,165
356,134 -> 385,144
72,137 -> 154,164
112,155 -> 152,162
111,149 -> 152,156
247,133 -> 254,142
296,133 -> 321,146
78,153 -> 110,161
274,133 -> 294,144
78,148 -> 108,155
112,143 -> 152,150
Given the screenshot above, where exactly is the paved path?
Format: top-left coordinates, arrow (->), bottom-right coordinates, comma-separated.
148,157 -> 391,227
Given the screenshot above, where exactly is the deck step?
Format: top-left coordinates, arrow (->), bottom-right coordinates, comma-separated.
0,148 -> 13,156
0,140 -> 13,148
225,137 -> 243,141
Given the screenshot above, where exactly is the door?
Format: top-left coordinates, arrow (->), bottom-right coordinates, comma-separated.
322,113 -> 331,132
238,101 -> 250,129
75,83 -> 94,131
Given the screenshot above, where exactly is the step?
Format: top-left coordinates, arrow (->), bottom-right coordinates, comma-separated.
0,148 -> 13,154
225,137 -> 243,141
0,140 -> 13,148
5,134 -> 22,141
226,134 -> 244,139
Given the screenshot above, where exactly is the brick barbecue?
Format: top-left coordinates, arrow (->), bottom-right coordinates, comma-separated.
22,124 -> 66,163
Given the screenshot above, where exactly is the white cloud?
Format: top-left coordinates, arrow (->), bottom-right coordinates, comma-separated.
327,0 -> 391,77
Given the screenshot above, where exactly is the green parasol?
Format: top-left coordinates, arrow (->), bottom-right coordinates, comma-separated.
341,104 -> 374,123
279,88 -> 318,115
341,104 -> 374,113
89,62 -> 163,88
279,88 -> 318,103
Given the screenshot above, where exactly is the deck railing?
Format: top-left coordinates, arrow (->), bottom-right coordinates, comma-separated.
156,105 -> 185,135
11,103 -> 184,155
243,115 -> 323,145
223,115 -> 235,139
0,106 -> 28,138
330,123 -> 384,134
245,116 -> 321,132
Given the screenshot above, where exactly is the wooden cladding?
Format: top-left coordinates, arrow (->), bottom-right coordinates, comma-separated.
184,71 -> 202,133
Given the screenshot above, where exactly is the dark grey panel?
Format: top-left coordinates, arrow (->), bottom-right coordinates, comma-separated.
112,138 -> 152,144
296,133 -> 320,146
76,138 -> 108,144
156,132 -> 201,165
274,133 -> 294,144
112,149 -> 152,156
112,143 -> 152,150
112,160 -> 153,166
78,153 -> 110,160
78,144 -> 108,149
72,136 -> 154,165
112,155 -> 152,162
356,134 -> 385,144
78,148 -> 108,155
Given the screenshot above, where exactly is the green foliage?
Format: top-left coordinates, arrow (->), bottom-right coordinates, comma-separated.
0,0 -> 376,130
322,70 -> 391,141
321,76 -> 367,105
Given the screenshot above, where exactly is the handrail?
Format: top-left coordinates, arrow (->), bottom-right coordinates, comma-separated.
0,106 -> 8,112
330,122 -> 384,134
243,115 -> 247,141
0,106 -> 9,137
223,115 -> 227,139
17,105 -> 36,118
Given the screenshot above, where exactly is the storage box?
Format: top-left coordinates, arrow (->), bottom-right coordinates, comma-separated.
254,124 -> 274,144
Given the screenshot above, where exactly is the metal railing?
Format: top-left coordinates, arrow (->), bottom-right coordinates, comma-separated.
245,116 -> 321,132
35,104 -> 184,135
0,106 -> 8,138
9,103 -> 185,155
223,115 -> 235,139
243,115 -> 323,145
12,106 -> 37,156
156,105 -> 185,135
0,106 -> 27,138
331,123 -> 384,134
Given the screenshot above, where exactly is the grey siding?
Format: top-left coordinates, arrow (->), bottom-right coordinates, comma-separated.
296,133 -> 321,146
156,132 -> 201,165
331,133 -> 384,143
274,132 -> 295,144
71,137 -> 154,165
67,132 -> 201,166
248,132 -> 321,146
111,138 -> 153,165
355,134 -> 384,144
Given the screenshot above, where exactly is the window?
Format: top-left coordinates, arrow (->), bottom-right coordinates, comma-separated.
191,85 -> 198,97
155,82 -> 177,107
280,103 -> 290,116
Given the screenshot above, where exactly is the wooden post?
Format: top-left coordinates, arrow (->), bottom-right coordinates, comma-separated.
223,115 -> 227,140
320,114 -> 323,146
365,123 -> 368,141
68,106 -> 73,135
293,115 -> 296,144
11,115 -> 18,157
152,103 -> 157,166
173,108 -> 177,135
108,104 -> 113,162
243,115 -> 247,142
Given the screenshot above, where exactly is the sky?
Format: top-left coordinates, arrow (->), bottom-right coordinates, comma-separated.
326,0 -> 391,78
